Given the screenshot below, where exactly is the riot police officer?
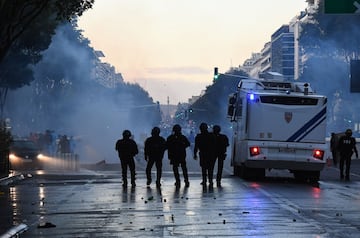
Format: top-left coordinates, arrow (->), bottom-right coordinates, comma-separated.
213,125 -> 229,186
338,129 -> 358,181
194,122 -> 216,187
166,124 -> 190,187
115,130 -> 138,187
144,127 -> 166,187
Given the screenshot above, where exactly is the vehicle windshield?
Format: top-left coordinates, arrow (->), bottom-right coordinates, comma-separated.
11,140 -> 39,150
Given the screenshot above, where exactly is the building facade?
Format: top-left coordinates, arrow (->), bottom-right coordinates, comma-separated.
270,25 -> 295,81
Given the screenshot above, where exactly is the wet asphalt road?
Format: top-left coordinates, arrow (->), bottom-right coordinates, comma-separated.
1,158 -> 360,237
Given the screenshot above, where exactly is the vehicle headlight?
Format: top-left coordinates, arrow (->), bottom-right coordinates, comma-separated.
37,154 -> 45,160
9,153 -> 16,160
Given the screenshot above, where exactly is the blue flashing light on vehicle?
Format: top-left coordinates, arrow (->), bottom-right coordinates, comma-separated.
248,93 -> 255,101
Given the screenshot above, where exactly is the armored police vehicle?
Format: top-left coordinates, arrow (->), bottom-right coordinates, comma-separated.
227,76 -> 327,182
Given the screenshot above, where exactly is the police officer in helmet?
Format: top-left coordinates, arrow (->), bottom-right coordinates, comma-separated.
166,124 -> 191,187
338,129 -> 358,181
115,130 -> 139,187
144,126 -> 166,187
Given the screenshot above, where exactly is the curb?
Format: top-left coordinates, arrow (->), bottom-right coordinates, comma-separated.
0,224 -> 28,238
0,173 -> 25,186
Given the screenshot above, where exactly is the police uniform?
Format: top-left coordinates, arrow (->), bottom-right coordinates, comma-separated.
194,123 -> 216,186
338,129 -> 358,181
144,127 -> 166,187
115,130 -> 138,187
166,124 -> 190,187
213,125 -> 229,186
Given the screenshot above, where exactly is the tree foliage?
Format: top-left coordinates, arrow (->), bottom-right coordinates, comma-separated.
187,68 -> 248,135
0,0 -> 94,62
300,0 -> 360,58
4,22 -> 161,138
0,0 -> 94,117
299,0 -> 360,133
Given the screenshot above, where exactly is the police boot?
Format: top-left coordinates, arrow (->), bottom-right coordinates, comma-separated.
185,180 -> 190,187
131,175 -> 136,187
175,180 -> 181,187
208,174 -> 213,187
122,179 -> 128,188
201,175 -> 207,186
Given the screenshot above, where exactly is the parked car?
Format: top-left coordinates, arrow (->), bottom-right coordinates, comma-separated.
9,139 -> 44,170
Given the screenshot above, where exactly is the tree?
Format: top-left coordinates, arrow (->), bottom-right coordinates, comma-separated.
4,22 -> 162,164
188,68 -> 248,136
300,0 -> 360,59
0,0 -> 94,62
0,0 -> 95,173
0,0 -> 94,117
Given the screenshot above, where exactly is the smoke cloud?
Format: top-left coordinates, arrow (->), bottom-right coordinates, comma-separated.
5,22 -> 160,163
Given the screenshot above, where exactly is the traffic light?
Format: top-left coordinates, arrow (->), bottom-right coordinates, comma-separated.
213,67 -> 219,81
188,108 -> 193,113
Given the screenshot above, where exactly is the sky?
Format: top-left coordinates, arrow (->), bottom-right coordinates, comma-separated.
78,0 -> 309,105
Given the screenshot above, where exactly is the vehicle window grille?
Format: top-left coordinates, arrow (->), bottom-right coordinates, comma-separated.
260,96 -> 318,105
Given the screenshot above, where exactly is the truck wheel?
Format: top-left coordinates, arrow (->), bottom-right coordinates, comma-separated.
240,165 -> 249,179
294,170 -> 306,182
308,171 -> 320,183
293,171 -> 305,181
294,170 -> 320,183
254,168 -> 266,180
243,167 -> 265,180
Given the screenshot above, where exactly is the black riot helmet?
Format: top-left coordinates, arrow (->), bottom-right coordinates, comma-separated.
213,125 -> 221,134
199,122 -> 208,132
151,126 -> 161,136
345,129 -> 352,137
172,124 -> 181,133
122,130 -> 132,138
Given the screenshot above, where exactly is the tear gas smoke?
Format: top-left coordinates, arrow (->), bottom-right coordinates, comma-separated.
5,23 -> 160,163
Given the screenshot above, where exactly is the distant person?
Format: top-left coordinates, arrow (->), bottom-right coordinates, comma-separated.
338,129 -> 358,181
44,129 -> 53,155
166,124 -> 190,187
194,122 -> 216,187
213,125 -> 229,186
59,135 -> 70,154
330,132 -> 338,167
144,127 -> 166,187
56,134 -> 61,154
188,130 -> 195,150
29,132 -> 37,143
115,130 -> 139,187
